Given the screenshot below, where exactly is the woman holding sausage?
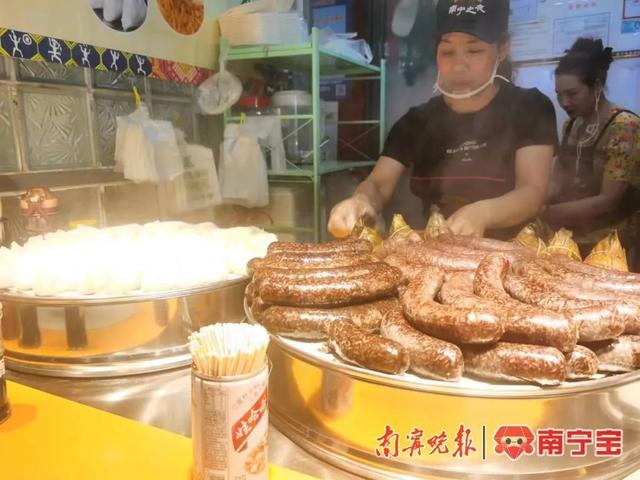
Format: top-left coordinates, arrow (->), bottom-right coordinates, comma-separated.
328,0 -> 558,239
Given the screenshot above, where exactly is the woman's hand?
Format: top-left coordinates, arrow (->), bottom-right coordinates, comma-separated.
328,194 -> 378,238
446,202 -> 490,237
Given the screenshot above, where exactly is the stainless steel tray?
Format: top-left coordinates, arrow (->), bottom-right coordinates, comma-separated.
0,278 -> 249,378
247,301 -> 640,479
0,276 -> 248,306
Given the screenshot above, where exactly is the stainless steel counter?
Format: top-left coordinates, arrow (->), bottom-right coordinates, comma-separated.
6,368 -> 361,480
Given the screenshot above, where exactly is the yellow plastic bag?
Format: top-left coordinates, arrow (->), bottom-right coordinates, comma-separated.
424,207 -> 450,239
542,228 -> 581,261
584,231 -> 629,272
351,219 -> 383,252
514,224 -> 546,255
389,213 -> 414,238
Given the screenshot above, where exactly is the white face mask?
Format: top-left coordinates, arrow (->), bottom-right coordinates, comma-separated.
433,60 -> 511,100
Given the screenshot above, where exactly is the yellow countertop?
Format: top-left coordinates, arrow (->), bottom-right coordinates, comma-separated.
0,381 -> 316,480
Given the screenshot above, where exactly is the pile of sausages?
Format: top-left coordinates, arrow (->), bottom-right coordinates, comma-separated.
380,232 -> 640,385
246,234 -> 640,386
246,239 -> 410,374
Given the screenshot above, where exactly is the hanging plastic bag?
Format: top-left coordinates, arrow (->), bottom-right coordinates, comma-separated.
196,70 -> 243,115
144,119 -> 183,182
121,0 -> 147,31
115,106 -> 154,183
220,124 -> 269,208
114,100 -> 183,184
162,143 -> 222,213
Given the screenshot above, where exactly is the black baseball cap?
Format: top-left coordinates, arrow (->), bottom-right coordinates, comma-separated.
436,0 -> 510,44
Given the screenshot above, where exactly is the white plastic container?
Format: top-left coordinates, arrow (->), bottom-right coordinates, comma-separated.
219,13 -> 307,46
272,90 -> 313,164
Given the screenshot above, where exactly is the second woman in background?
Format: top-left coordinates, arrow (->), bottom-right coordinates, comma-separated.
546,38 -> 640,258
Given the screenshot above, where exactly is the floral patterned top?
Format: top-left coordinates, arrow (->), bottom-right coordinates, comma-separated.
563,107 -> 640,189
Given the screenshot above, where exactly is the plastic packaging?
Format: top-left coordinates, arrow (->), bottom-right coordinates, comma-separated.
317,28 -> 373,64
114,105 -> 183,184
220,124 -> 269,208
196,70 -> 243,115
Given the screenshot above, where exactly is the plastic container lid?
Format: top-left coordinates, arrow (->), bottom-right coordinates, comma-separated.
236,95 -> 272,110
272,90 -> 312,107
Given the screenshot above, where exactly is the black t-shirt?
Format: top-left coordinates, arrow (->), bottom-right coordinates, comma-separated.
382,82 -> 558,219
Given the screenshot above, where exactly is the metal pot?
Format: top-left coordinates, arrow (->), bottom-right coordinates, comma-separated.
0,278 -> 248,378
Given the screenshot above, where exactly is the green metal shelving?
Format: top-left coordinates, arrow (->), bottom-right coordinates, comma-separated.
221,27 -> 386,242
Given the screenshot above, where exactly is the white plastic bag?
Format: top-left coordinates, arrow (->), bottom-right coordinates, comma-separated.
318,28 -> 373,64
114,105 -> 183,183
103,0 -> 124,22
220,124 -> 269,208
196,70 -> 242,115
144,120 -> 183,182
161,143 -> 222,213
121,0 -> 147,30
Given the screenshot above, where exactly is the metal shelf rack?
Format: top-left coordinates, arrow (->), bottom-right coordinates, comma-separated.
221,27 -> 386,241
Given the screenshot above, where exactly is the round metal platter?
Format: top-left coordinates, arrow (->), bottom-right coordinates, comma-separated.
245,299 -> 639,398
0,276 -> 248,306
246,300 -> 640,479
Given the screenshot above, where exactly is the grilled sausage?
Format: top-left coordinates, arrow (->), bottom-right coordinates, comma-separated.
258,262 -> 403,307
565,345 -> 599,380
326,320 -> 410,375
247,252 -> 375,275
436,234 -> 523,253
463,342 -> 567,386
583,335 -> 640,373
380,308 -> 463,381
377,232 -> 423,259
400,268 -> 503,344
472,254 -> 578,352
539,254 -> 640,295
258,298 -> 399,340
267,239 -> 372,255
391,245 -> 482,272
533,256 -> 640,334
503,271 -> 625,342
383,253 -> 427,283
252,262 -> 384,287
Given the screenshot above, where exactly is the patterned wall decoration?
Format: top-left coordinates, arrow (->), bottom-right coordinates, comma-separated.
0,28 -> 212,85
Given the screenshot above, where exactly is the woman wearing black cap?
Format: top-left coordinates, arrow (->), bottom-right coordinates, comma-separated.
328,0 -> 558,238
545,38 -> 640,257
